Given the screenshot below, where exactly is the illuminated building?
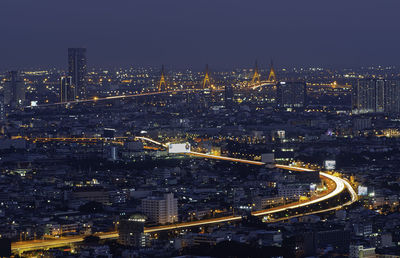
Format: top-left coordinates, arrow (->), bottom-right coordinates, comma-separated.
352,78 -> 400,114
44,222 -> 79,236
253,196 -> 284,210
383,80 -> 400,114
349,245 -> 375,258
352,79 -> 385,113
69,187 -> 110,207
278,184 -> 309,199
141,193 -> 178,224
4,71 -> 25,108
0,94 -> 5,121
60,76 -> 72,102
224,84 -> 234,107
277,81 -> 306,108
103,128 -> 116,138
118,214 -> 149,247
68,48 -> 87,99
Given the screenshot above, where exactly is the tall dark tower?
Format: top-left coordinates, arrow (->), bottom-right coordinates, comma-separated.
225,84 -> 234,108
0,94 -> 5,121
277,81 -> 306,109
60,76 -> 72,102
4,71 -> 25,108
68,48 -> 87,100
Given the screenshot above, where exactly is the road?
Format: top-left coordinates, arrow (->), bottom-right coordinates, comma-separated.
11,163 -> 357,253
29,88 -> 223,108
187,151 -> 265,165
11,137 -> 358,253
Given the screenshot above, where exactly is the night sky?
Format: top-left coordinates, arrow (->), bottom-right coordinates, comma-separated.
1,0 -> 400,70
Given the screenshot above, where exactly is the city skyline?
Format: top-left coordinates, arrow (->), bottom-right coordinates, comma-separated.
1,1 -> 400,257
1,0 -> 400,70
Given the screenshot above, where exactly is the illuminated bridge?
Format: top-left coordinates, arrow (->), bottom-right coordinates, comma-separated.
29,88 -> 219,108
29,65 -> 227,108
28,61 -> 281,109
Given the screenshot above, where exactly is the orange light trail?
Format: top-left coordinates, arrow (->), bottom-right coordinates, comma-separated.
29,88 -> 223,108
10,137 -> 358,253
11,166 -> 357,253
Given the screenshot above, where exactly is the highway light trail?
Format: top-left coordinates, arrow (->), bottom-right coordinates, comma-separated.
12,136 -> 358,253
187,151 -> 265,165
134,136 -> 168,148
12,165 -> 357,253
252,172 -> 344,216
28,88 -> 223,108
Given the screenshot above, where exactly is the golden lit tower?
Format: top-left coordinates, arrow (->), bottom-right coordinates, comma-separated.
251,60 -> 261,85
158,65 -> 167,92
202,64 -> 211,89
267,61 -> 277,83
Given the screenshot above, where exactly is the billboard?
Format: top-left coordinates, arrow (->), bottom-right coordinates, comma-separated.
168,143 -> 191,153
277,130 -> 285,139
261,153 -> 274,163
324,160 -> 336,170
358,186 -> 368,196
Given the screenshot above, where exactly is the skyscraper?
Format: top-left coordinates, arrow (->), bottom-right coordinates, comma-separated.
352,79 -> 376,113
383,80 -> 400,114
0,94 -> 5,121
4,71 -> 25,108
277,81 -> 306,109
68,48 -> 87,100
225,84 -> 234,107
352,79 -> 400,114
60,76 -> 72,102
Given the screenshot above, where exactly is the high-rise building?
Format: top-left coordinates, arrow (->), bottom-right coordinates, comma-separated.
4,71 -> 25,108
0,94 -> 5,121
352,78 -> 383,113
224,84 -> 234,107
384,80 -> 400,114
60,76 -> 72,102
353,79 -> 400,114
277,81 -> 306,109
141,193 -> 178,224
68,48 -> 87,100
118,214 -> 149,247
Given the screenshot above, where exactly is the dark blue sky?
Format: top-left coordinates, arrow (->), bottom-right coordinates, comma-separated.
1,0 -> 400,70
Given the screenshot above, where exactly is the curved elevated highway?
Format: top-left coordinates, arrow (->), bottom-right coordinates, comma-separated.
11,145 -> 357,253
